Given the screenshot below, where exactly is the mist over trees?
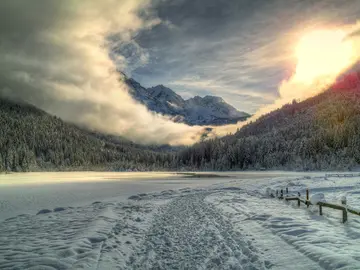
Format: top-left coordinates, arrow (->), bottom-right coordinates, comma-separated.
0,98 -> 176,172
2,87 -> 360,172
177,88 -> 360,171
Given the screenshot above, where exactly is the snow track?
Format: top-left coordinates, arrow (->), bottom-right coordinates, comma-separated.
0,190 -> 271,270
129,193 -> 268,269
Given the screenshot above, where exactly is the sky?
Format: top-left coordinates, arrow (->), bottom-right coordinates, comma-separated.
0,0 -> 360,145
117,0 -> 360,113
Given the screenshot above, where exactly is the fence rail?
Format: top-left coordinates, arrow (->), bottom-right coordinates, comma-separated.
274,188 -> 360,223
325,173 -> 360,178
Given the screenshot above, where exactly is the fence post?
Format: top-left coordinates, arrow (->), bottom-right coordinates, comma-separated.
319,205 -> 323,215
343,209 -> 348,223
280,189 -> 283,199
297,198 -> 300,207
306,189 -> 310,208
286,187 -> 288,194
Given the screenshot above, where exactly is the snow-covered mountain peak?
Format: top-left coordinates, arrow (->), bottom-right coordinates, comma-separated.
148,85 -> 185,107
122,74 -> 250,125
188,95 -> 225,105
203,95 -> 225,103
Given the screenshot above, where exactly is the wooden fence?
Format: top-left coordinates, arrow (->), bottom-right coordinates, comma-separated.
325,173 -> 360,178
273,188 -> 360,223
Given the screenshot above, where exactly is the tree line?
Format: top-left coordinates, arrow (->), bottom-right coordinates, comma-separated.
176,89 -> 360,171
2,87 -> 360,172
0,98 -> 176,172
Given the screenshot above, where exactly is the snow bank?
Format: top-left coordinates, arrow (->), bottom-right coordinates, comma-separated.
340,195 -> 347,205
310,193 -> 326,205
207,178 -> 360,270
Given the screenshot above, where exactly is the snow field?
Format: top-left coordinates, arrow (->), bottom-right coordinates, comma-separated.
0,172 -> 359,269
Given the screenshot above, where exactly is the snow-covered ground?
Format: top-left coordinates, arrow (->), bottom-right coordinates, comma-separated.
0,172 -> 360,269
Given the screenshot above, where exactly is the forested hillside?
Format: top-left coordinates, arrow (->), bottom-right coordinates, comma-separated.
0,98 -> 175,172
177,87 -> 360,171
4,84 -> 360,172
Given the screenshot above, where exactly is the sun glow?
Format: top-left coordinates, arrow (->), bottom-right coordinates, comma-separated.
293,29 -> 355,85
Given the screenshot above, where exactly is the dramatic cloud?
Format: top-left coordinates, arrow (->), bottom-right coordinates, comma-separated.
127,0 -> 360,113
2,0 -> 360,146
217,23 -> 360,137
0,0 -> 206,145
113,0 -> 360,139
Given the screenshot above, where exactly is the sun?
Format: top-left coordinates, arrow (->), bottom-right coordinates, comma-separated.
293,29 -> 355,85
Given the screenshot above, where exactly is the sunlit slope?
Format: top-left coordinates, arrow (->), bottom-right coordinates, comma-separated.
178,85 -> 360,171
0,98 -> 174,172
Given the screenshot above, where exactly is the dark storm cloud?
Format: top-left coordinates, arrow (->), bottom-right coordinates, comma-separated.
0,1 -> 72,106
118,0 -> 360,113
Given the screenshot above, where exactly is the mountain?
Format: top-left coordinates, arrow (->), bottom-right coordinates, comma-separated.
0,97 -> 175,172
184,95 -> 248,125
176,79 -> 360,171
123,75 -> 250,125
148,85 -> 185,110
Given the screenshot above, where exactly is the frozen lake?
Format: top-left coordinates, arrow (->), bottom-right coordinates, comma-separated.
0,171 -> 307,221
1,171 -> 360,269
